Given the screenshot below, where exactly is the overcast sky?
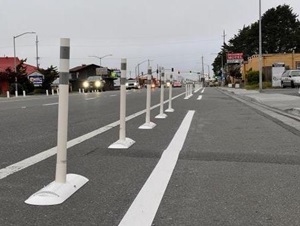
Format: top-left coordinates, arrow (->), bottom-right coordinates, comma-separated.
1,0 -> 299,78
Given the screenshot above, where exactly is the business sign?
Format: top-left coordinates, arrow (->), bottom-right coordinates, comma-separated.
227,53 -> 243,64
96,67 -> 108,75
28,72 -> 44,87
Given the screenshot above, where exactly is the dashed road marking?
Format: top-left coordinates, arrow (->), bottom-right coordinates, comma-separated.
197,95 -> 202,100
43,102 -> 58,106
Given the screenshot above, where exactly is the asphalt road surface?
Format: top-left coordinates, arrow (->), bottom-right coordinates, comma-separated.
1,87 -> 300,226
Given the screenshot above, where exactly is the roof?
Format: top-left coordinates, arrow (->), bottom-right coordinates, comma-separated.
0,57 -> 37,74
70,64 -> 100,72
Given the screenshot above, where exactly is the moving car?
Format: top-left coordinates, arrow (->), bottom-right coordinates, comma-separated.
50,78 -> 72,92
126,78 -> 140,89
50,78 -> 60,91
281,70 -> 300,88
113,78 -> 121,90
82,76 -> 105,92
172,80 -> 182,88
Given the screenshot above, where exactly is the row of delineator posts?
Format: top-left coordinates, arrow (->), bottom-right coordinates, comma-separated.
7,89 -> 59,98
24,38 -> 199,206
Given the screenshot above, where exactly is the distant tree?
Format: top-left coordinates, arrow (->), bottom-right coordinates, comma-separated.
212,4 -> 300,75
39,65 -> 59,90
2,59 -> 34,94
261,5 -> 300,53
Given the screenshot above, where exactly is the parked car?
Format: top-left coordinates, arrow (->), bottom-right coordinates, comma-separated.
281,70 -> 300,88
82,76 -> 105,92
126,78 -> 140,89
172,80 -> 182,88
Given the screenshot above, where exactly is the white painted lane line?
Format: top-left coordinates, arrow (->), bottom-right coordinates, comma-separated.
0,92 -> 186,180
118,110 -> 195,226
43,102 -> 58,106
201,88 -> 205,93
85,97 -> 97,101
110,94 -> 117,97
197,95 -> 202,100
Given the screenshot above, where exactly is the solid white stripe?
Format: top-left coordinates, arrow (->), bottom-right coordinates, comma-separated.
118,110 -> 195,226
197,95 -> 202,100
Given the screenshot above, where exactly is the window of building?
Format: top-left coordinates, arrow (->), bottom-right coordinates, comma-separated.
296,61 -> 300,70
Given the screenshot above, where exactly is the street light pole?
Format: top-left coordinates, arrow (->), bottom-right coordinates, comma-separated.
135,59 -> 150,78
259,0 -> 263,92
89,54 -> 112,66
13,31 -> 36,97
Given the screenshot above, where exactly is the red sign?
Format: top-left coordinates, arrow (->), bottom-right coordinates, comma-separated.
227,53 -> 243,63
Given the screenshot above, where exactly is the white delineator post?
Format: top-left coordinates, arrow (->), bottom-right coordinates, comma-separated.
155,68 -> 167,119
139,66 -> 156,129
25,38 -> 88,206
46,90 -> 49,96
6,91 -> 10,98
109,58 -> 135,149
165,71 -> 174,112
23,90 -> 26,97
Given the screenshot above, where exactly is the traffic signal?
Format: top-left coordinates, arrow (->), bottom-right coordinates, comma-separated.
171,68 -> 174,72
178,71 -> 180,74
190,71 -> 192,73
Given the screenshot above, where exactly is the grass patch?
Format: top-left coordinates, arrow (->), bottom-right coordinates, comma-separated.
244,82 -> 272,90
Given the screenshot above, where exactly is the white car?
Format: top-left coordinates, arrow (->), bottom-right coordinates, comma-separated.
126,79 -> 140,89
281,70 -> 300,88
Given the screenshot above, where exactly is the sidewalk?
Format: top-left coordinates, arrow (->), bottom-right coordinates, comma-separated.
218,87 -> 300,116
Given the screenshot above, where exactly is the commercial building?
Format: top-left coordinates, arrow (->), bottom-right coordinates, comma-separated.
241,53 -> 300,81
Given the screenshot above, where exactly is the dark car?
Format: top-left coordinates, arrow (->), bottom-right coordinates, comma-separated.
82,76 -> 105,92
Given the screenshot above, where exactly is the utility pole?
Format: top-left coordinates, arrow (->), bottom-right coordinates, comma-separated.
201,56 -> 204,82
221,30 -> 227,86
221,30 -> 226,73
36,35 -> 39,69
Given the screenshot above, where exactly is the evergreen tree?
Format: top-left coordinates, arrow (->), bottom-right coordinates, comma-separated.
213,4 -> 300,74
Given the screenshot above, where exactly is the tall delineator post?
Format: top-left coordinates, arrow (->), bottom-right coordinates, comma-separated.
155,67 -> 167,119
166,68 -> 174,112
139,66 -> 156,129
25,38 -> 88,206
109,58 -> 135,149
55,38 -> 70,183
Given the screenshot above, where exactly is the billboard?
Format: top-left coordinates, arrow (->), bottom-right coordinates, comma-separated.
227,53 -> 243,64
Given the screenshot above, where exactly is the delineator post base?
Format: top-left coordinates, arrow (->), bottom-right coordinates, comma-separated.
155,113 -> 167,119
108,138 -> 135,149
139,122 -> 156,129
25,174 -> 89,206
